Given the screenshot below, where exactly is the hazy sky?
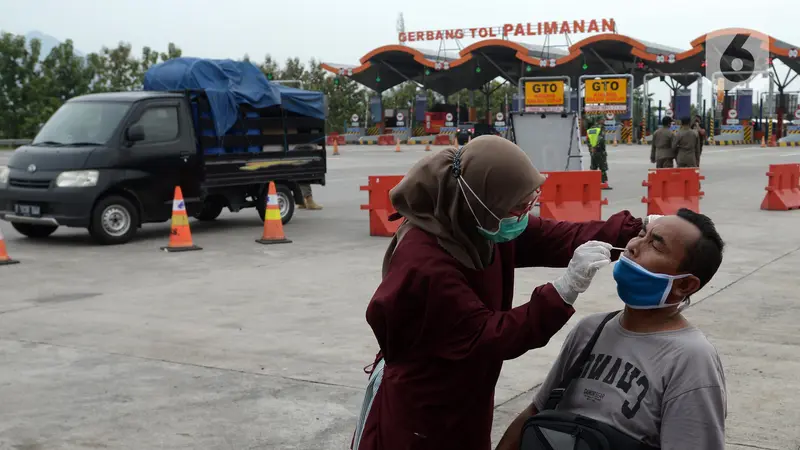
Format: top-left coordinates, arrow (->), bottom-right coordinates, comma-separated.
2,0 -> 799,104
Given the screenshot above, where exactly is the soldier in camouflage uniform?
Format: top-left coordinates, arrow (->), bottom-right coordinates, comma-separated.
586,119 -> 612,189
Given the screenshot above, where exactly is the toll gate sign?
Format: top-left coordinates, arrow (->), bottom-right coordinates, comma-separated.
585,78 -> 628,104
524,80 -> 565,112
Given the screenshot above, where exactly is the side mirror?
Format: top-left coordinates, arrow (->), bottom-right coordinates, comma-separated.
126,124 -> 145,143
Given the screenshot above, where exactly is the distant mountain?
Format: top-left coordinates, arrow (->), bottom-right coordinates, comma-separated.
24,30 -> 85,59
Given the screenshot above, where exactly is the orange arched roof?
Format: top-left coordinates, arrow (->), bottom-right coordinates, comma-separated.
321,28 -> 799,91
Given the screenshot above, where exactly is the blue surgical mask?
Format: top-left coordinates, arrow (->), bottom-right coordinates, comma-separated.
457,176 -> 530,243
612,255 -> 691,309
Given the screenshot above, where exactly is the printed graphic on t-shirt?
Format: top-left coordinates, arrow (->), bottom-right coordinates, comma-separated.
579,352 -> 648,420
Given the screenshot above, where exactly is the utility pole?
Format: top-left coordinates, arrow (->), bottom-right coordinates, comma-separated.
396,13 -> 406,45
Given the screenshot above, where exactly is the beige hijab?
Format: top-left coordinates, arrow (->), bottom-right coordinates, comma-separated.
382,135 -> 546,273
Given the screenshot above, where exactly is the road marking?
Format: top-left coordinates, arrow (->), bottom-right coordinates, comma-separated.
780,152 -> 800,157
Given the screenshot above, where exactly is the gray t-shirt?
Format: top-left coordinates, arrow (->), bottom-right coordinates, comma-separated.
532,312 -> 727,450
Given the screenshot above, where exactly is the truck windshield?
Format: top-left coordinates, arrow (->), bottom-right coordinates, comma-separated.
32,101 -> 130,146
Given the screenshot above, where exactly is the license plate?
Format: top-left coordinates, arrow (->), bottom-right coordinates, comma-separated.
14,204 -> 41,217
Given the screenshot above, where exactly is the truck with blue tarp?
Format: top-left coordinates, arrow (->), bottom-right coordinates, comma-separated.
0,57 -> 327,245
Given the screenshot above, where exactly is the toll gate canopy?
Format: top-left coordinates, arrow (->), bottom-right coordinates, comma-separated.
322,28 -> 799,97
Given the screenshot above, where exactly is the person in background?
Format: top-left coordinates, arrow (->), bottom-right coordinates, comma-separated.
586,120 -> 612,189
650,116 -> 676,168
351,136 -> 651,450
672,117 -> 700,168
297,184 -> 322,210
692,115 -> 706,166
497,209 -> 727,450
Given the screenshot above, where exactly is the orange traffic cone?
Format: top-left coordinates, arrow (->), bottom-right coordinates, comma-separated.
761,136 -> 766,148
395,140 -> 401,153
161,186 -> 202,252
256,181 -> 292,245
425,142 -> 431,152
333,140 -> 340,156
0,226 -> 19,265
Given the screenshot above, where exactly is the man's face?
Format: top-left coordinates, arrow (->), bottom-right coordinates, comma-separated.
624,216 -> 702,299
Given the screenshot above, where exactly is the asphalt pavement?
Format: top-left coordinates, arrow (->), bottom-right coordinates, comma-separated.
1,144 -> 799,449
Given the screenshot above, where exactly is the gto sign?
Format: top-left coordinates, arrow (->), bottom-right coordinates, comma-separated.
585,78 -> 628,104
524,80 -> 565,106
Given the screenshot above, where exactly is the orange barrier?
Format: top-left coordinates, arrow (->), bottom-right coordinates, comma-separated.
641,168 -> 704,215
377,134 -> 397,146
0,226 -> 19,266
539,171 -> 608,222
761,163 -> 800,211
360,175 -> 404,237
161,186 -> 202,252
257,181 -> 292,244
326,134 -> 345,145
434,134 -> 453,145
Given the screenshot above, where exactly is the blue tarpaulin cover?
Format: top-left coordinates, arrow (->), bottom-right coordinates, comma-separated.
143,57 -> 282,136
273,84 -> 326,121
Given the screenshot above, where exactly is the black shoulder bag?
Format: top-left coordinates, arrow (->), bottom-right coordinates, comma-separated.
520,311 -> 659,450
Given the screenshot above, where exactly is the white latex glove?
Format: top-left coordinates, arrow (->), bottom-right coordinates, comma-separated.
643,214 -> 663,230
552,241 -> 613,305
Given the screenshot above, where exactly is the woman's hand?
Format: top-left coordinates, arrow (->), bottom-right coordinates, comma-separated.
552,241 -> 612,305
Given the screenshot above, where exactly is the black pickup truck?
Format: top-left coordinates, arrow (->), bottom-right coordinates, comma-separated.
0,89 -> 326,245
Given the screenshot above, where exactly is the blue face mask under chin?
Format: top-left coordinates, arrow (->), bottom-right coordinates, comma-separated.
612,255 -> 691,309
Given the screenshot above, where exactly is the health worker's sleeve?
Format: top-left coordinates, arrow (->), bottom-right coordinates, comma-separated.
427,269 -> 574,362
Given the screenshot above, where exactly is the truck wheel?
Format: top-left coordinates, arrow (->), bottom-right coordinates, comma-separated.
193,199 -> 223,221
12,223 -> 58,239
89,195 -> 139,245
256,183 -> 294,225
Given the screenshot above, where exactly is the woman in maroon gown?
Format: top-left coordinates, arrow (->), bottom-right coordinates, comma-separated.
354,136 -> 643,449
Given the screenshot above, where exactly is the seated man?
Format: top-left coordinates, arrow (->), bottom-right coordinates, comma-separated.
497,208 -> 726,450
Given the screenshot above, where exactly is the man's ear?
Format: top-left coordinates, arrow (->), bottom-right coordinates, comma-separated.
673,275 -> 701,299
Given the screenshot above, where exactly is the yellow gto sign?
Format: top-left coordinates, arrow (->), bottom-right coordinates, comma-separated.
585,78 -> 628,104
524,80 -> 565,106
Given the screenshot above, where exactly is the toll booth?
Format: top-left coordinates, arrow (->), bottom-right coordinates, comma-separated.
493,112 -> 508,138
512,94 -> 523,113
673,89 -> 691,120
510,76 -> 582,171
385,109 -> 411,143
358,95 -> 384,144
412,94 -> 428,137
760,92 -> 799,139
666,89 -> 692,134
345,114 -> 365,143
715,89 -> 753,144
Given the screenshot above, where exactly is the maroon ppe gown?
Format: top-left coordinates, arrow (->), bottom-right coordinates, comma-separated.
356,211 -> 643,450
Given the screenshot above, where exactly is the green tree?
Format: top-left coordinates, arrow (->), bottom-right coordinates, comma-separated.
87,42 -> 139,92
34,39 -> 96,128
159,42 -> 182,62
324,75 -> 364,133
0,32 -> 43,138
281,57 -> 305,82
259,54 -> 281,81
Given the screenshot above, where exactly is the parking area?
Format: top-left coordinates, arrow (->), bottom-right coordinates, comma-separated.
1,144 -> 800,450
